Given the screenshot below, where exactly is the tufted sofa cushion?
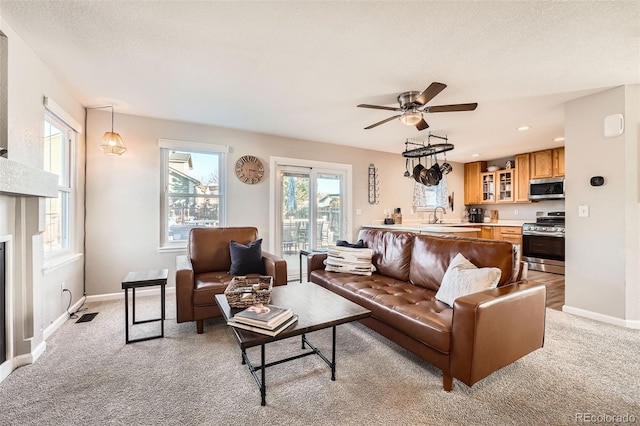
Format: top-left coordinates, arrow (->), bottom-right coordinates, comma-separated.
409,234 -> 515,291
357,228 -> 414,282
310,270 -> 452,353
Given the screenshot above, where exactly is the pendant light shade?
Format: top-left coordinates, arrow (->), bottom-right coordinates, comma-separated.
97,106 -> 126,155
99,131 -> 126,155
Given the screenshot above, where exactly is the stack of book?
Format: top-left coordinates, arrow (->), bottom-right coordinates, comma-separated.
227,304 -> 297,336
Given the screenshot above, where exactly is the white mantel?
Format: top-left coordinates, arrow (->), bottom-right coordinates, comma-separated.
0,157 -> 57,383
0,157 -> 57,198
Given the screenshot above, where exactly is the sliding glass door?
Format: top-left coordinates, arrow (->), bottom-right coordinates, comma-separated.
275,162 -> 349,281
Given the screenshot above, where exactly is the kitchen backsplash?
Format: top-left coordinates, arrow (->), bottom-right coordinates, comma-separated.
469,199 -> 565,221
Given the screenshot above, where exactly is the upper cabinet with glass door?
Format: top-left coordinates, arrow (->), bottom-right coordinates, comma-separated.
496,169 -> 515,202
480,172 -> 495,203
481,169 -> 516,203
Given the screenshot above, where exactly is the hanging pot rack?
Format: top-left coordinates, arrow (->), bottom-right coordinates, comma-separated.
402,133 -> 453,159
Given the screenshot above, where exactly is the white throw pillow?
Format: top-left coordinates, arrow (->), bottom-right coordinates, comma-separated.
435,253 -> 502,307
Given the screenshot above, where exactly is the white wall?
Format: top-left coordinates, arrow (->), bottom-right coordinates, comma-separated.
85,110 -> 464,295
564,85 -> 640,324
0,17 -> 85,362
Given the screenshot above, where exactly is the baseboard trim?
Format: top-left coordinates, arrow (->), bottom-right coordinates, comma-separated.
562,305 -> 639,329
31,341 -> 47,363
0,341 -> 48,384
86,285 -> 175,303
43,298 -> 86,340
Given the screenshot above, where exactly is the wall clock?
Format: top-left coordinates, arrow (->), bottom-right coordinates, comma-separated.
235,155 -> 265,184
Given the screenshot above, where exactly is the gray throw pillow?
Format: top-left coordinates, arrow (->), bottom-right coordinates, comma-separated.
229,239 -> 265,275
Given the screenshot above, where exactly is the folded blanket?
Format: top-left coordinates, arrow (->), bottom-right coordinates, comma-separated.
324,245 -> 375,276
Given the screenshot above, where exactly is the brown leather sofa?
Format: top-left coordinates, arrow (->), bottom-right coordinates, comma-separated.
308,228 -> 546,391
176,227 -> 287,334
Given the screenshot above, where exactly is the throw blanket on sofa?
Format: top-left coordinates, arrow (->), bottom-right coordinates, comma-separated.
324,245 -> 375,275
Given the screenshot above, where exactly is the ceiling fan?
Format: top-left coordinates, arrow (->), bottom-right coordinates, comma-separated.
357,82 -> 478,131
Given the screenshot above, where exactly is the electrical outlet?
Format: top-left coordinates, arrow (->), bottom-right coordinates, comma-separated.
60,282 -> 66,295
514,209 -> 519,215
578,205 -> 589,218
356,209 -> 362,215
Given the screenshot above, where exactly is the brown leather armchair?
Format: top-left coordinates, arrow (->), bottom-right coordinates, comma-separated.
176,227 -> 287,334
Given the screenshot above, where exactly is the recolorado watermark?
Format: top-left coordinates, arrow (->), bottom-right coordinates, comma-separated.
575,413 -> 637,423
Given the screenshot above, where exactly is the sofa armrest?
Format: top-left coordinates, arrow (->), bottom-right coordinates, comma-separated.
307,253 -> 328,282
176,255 -> 195,323
450,282 -> 546,387
262,251 -> 288,286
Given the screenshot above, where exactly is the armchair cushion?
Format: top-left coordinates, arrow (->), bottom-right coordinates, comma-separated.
229,239 -> 266,275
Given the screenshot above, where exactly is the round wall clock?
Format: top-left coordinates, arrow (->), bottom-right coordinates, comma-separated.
235,155 -> 265,184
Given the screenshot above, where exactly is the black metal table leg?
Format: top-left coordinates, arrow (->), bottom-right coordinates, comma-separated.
331,325 -> 336,381
124,288 -> 129,343
261,344 -> 266,406
299,251 -> 303,283
301,333 -> 306,349
160,283 -> 165,337
132,287 -> 136,323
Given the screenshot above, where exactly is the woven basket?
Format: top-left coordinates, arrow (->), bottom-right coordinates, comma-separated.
224,275 -> 273,308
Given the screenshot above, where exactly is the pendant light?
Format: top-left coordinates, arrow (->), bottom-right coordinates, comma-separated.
96,106 -> 126,155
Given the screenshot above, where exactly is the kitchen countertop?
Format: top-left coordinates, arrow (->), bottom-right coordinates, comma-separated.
367,220 -> 528,229
362,224 -> 482,233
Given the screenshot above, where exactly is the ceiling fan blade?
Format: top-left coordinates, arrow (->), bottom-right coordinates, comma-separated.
414,82 -> 447,106
364,115 -> 401,129
415,118 -> 429,131
427,103 -> 478,113
357,104 -> 400,111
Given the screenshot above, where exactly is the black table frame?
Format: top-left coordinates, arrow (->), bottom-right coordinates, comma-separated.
298,248 -> 327,282
121,269 -> 168,344
215,284 -> 370,406
241,327 -> 337,406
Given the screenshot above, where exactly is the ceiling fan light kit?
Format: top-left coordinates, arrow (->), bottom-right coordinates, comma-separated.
357,81 -> 477,131
399,110 -> 422,126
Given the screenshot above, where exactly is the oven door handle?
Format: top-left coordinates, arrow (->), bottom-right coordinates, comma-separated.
523,231 -> 565,237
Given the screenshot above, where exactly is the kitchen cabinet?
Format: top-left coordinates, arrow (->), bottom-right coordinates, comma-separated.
480,169 -> 515,203
530,150 -> 553,179
530,148 -> 565,179
480,172 -> 495,203
496,226 -> 523,247
497,169 -> 515,202
477,225 -> 522,246
464,161 -> 486,205
479,226 -> 495,240
514,153 -> 530,202
553,147 -> 565,177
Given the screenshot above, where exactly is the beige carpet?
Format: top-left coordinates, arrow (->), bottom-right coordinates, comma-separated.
0,290 -> 638,426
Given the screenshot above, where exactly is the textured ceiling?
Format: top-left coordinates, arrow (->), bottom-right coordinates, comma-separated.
0,1 -> 638,162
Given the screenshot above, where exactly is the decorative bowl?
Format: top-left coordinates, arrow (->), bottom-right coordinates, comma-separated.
486,166 -> 500,172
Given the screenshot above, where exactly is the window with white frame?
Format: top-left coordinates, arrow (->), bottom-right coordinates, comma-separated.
43,111 -> 74,255
413,176 -> 448,210
159,139 -> 227,247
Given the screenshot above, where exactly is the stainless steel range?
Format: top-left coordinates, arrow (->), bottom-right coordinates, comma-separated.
522,211 -> 565,275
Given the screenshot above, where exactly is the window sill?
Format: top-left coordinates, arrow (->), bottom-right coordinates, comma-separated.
42,252 -> 83,275
157,245 -> 187,254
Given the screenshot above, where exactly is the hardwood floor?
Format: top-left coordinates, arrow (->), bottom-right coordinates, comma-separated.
527,270 -> 565,311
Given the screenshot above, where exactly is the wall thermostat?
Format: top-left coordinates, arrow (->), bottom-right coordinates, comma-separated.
604,114 -> 624,138
590,176 -> 605,187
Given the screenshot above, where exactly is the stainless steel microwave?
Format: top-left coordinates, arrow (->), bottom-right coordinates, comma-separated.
529,177 -> 565,200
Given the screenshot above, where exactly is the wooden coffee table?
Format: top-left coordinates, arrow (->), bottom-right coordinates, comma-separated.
215,283 -> 371,406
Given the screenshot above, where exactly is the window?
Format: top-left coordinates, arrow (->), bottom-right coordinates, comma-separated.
413,176 -> 448,210
44,111 -> 74,255
159,139 -> 227,247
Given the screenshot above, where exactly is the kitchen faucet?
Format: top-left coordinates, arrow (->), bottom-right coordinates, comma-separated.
430,206 -> 447,224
